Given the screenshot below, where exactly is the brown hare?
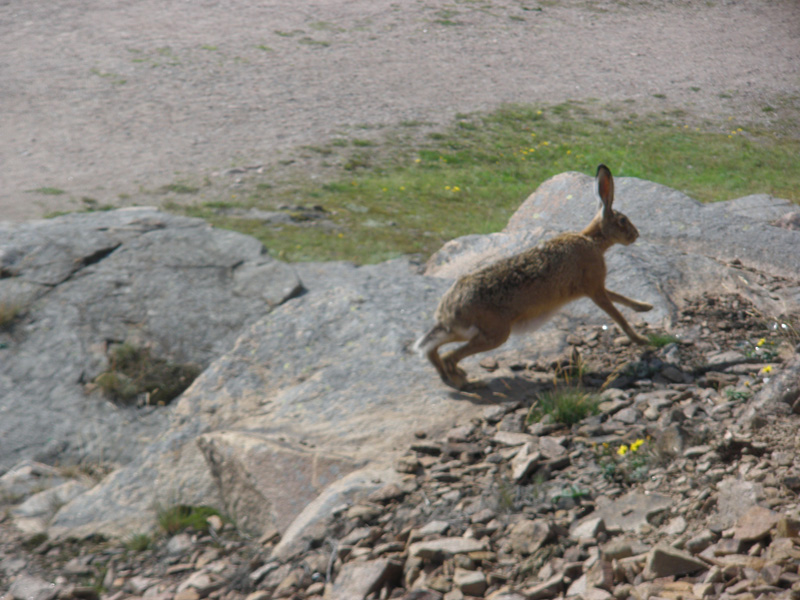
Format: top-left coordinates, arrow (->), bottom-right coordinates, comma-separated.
414,164 -> 652,389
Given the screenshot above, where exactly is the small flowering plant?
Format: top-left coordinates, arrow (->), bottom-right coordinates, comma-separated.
594,437 -> 651,485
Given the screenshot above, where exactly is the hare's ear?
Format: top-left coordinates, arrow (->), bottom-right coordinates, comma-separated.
595,164 -> 614,217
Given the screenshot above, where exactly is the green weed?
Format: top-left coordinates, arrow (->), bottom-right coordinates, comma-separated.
647,333 -> 682,348
125,533 -> 153,552
527,387 -> 600,426
29,187 -> 66,195
0,300 -> 25,331
157,504 -> 224,535
94,343 -> 201,406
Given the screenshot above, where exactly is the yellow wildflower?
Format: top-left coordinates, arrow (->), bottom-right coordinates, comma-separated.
757,338 -> 766,347
631,439 -> 645,452
760,365 -> 773,374
617,444 -> 629,456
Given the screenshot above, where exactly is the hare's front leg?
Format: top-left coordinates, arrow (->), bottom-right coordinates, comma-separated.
606,289 -> 653,313
590,289 -> 649,345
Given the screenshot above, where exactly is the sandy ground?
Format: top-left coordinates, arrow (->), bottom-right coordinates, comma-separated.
1,0 -> 799,222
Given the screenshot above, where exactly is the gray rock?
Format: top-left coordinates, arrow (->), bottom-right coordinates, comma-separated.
642,546 -> 708,580
327,558 -> 402,600
593,491 -> 673,533
733,505 -> 781,542
5,173 -> 800,542
8,574 -> 58,600
508,519 -> 552,555
713,478 -> 765,530
0,208 -> 301,473
408,537 -> 487,560
453,568 -> 487,596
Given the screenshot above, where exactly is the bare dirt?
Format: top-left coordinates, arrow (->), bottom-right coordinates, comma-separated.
2,0 -> 799,222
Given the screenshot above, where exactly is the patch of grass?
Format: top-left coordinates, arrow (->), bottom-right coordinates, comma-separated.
527,387 -> 600,426
647,333 -> 682,348
94,343 -> 201,406
176,101 -> 800,264
725,388 -> 751,402
157,504 -> 224,535
161,183 -> 200,195
29,187 -> 66,195
256,44 -> 274,52
125,533 -> 153,552
298,37 -> 331,48
200,44 -> 218,51
0,300 -> 25,331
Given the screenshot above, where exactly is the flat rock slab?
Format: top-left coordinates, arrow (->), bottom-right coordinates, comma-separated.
327,559 -> 402,600
593,492 -> 673,533
734,506 -> 781,542
408,537 -> 487,560
0,208 -> 301,472
643,546 -> 708,580
3,173 -> 799,542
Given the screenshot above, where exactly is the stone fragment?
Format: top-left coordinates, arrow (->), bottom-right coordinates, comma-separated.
776,516 -> 800,538
166,533 -> 194,555
713,478 -> 764,530
408,537 -> 486,560
733,505 -> 781,542
492,431 -> 539,447
522,574 -> 564,600
327,558 -> 401,600
594,492 -> 672,533
570,516 -> 605,541
643,546 -> 708,580
508,519 -> 552,555
510,443 -> 541,483
9,574 -> 58,600
453,568 -> 487,596
368,483 -> 406,504
686,530 -> 717,554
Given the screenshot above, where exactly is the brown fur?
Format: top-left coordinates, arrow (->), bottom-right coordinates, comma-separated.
414,165 -> 652,389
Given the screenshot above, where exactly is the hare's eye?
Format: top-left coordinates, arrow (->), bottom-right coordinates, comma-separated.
620,216 -> 628,225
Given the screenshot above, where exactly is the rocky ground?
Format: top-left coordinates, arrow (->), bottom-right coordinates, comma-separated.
4,292 -> 800,600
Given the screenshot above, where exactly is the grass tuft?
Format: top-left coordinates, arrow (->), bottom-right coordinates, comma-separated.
527,387 -> 600,426
94,343 -> 201,406
647,333 -> 682,348
157,504 -> 224,535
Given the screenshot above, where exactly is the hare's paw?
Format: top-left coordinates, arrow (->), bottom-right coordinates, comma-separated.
634,301 -> 654,312
631,333 -> 650,345
443,363 -> 469,389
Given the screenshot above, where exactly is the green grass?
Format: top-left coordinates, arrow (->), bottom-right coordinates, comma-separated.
176,101 -> 800,264
527,387 -> 600,426
0,300 -> 26,331
29,187 -> 66,195
647,333 -> 682,348
157,504 -> 224,535
94,343 -> 201,406
125,533 -> 153,552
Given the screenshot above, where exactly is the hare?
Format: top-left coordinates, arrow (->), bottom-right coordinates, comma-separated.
414,164 -> 653,389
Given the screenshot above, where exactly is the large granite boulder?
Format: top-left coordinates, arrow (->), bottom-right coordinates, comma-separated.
2,173 -> 798,541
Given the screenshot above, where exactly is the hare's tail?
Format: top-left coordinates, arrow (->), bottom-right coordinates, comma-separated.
413,324 -> 452,356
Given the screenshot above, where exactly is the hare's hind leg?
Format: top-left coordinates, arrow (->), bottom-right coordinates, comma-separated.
440,323 -> 511,389
415,324 -> 469,387
607,289 -> 653,313
590,289 -> 649,345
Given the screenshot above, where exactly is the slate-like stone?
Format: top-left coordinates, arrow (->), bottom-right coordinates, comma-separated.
327,558 -> 401,600
408,537 -> 487,560
643,546 -> 708,580
734,505 -> 781,542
